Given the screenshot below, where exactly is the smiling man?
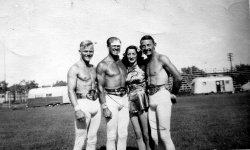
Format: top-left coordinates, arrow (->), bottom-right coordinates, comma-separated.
96,37 -> 129,150
67,40 -> 101,150
140,35 -> 182,150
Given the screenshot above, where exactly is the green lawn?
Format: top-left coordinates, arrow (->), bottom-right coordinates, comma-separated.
0,93 -> 250,150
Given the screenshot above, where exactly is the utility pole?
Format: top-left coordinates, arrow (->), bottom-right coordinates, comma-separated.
227,53 -> 233,72
3,42 -> 9,108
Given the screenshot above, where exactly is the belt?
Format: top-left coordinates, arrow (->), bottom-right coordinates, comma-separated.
147,84 -> 167,96
76,93 -> 97,101
76,93 -> 87,99
105,87 -> 127,97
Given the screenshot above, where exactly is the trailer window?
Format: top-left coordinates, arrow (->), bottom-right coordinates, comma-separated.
202,82 -> 206,85
46,93 -> 52,97
225,80 -> 230,84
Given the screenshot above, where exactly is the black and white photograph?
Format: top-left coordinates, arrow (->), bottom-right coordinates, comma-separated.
0,0 -> 250,149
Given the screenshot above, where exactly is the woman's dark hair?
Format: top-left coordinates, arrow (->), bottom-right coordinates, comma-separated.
121,45 -> 145,68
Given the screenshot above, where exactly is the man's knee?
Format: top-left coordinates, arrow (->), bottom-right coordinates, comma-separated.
150,130 -> 158,144
159,130 -> 171,142
118,128 -> 128,139
87,135 -> 97,145
74,132 -> 86,150
107,130 -> 117,141
75,130 -> 87,139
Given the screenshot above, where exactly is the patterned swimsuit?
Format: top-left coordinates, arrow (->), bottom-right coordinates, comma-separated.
126,64 -> 149,114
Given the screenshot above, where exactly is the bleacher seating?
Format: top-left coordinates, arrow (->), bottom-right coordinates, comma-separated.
168,70 -> 250,94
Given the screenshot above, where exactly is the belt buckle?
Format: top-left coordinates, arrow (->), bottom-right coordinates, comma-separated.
88,90 -> 98,101
148,85 -> 160,96
76,93 -> 84,99
114,89 -> 119,96
119,88 -> 126,97
115,88 -> 126,97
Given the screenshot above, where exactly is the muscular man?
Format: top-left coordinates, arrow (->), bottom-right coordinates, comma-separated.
67,40 -> 101,150
140,35 -> 182,150
96,37 -> 129,150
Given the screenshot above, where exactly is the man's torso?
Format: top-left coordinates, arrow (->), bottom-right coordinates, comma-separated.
102,56 -> 127,89
74,61 -> 96,95
146,53 -> 169,86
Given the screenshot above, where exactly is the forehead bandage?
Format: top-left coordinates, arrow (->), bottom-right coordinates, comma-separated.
110,40 -> 121,46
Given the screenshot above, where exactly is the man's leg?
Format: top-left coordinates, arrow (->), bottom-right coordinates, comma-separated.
86,105 -> 101,150
156,100 -> 175,150
73,111 -> 91,150
148,106 -> 158,148
117,105 -> 129,150
106,96 -> 119,150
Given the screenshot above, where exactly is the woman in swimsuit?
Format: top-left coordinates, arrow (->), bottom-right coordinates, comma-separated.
122,45 -> 152,150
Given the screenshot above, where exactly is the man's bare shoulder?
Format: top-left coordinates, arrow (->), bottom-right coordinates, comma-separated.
158,53 -> 171,64
68,62 -> 80,75
96,56 -> 109,72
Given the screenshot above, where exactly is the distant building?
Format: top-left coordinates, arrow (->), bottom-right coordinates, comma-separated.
241,82 -> 250,92
191,76 -> 234,94
0,94 -> 5,103
27,86 -> 70,107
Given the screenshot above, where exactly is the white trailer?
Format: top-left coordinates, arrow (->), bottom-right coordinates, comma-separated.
27,86 -> 70,107
241,82 -> 250,91
0,94 -> 5,103
191,76 -> 234,94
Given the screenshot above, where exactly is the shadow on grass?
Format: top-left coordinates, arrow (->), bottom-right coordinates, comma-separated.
99,146 -> 138,150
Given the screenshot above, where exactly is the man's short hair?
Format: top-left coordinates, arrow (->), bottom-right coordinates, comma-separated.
107,37 -> 121,47
80,40 -> 93,49
140,35 -> 155,44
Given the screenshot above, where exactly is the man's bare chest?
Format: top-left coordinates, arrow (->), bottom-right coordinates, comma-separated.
147,61 -> 162,76
77,67 -> 95,81
106,61 -> 126,77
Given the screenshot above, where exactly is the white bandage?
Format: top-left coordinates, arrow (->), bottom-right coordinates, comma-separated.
74,105 -> 81,111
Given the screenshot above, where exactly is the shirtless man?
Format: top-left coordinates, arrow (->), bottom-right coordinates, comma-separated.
96,37 -> 129,150
67,40 -> 101,150
140,35 -> 182,150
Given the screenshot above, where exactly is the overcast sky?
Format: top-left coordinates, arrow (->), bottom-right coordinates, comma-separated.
0,0 -> 249,86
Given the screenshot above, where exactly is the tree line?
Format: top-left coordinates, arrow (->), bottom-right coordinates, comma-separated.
1,64 -> 249,95
0,80 -> 67,94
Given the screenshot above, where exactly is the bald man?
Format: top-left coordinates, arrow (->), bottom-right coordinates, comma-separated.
67,40 -> 101,150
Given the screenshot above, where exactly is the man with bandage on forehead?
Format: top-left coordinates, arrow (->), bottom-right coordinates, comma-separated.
96,37 -> 129,150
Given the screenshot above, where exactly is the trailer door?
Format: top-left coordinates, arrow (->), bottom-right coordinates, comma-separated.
216,80 -> 225,93
216,81 -> 221,92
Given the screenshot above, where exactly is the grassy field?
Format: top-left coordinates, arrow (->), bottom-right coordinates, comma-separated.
0,93 -> 250,150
